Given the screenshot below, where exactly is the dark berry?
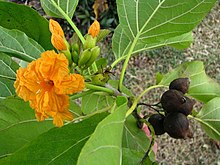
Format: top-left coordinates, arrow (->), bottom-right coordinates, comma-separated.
163,113 -> 193,139
148,114 -> 165,135
160,89 -> 195,116
169,77 -> 190,94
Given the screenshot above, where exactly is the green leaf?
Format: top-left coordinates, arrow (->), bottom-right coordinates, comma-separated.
0,77 -> 15,99
195,97 -> 220,141
0,52 -> 19,99
1,112 -> 108,164
0,53 -> 19,80
113,0 -> 216,60
108,80 -> 134,97
0,26 -> 44,62
159,61 -> 220,103
70,100 -> 83,117
40,0 -> 79,19
0,97 -> 54,159
97,29 -> 111,42
117,0 -> 215,43
0,1 -> 53,50
122,148 -> 145,165
112,25 -> 192,60
81,93 -> 115,115
77,97 -> 128,165
123,116 -> 150,153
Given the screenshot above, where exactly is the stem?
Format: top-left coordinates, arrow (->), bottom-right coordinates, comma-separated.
50,0 -> 85,44
118,36 -> 139,91
139,119 -> 156,164
85,83 -> 114,95
126,84 -> 165,117
137,103 -> 162,114
70,90 -> 94,100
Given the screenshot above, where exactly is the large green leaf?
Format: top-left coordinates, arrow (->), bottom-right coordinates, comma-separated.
159,61 -> 220,103
0,26 -> 44,62
122,148 -> 145,165
82,93 -> 115,115
122,115 -> 154,164
123,116 -> 150,153
113,0 -> 216,59
0,1 -> 53,50
40,0 -> 79,19
77,96 -> 128,165
0,53 -> 19,99
0,77 -> 15,99
0,112 -> 108,164
0,97 -> 54,159
195,97 -> 220,141
0,53 -> 19,80
112,25 -> 193,60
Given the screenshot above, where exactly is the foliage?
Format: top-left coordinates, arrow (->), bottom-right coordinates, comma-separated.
0,0 -> 219,164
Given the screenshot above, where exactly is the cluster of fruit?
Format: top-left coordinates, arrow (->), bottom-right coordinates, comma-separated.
148,78 -> 196,139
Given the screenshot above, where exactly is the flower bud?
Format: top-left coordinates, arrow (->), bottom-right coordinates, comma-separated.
83,35 -> 97,50
88,20 -> 100,38
51,34 -> 67,51
78,49 -> 92,67
71,43 -> 80,54
71,51 -> 79,65
60,50 -> 72,66
92,73 -> 109,86
85,46 -> 100,67
49,19 -> 64,37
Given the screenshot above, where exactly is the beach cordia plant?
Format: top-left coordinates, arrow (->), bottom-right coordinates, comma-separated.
0,0 -> 219,164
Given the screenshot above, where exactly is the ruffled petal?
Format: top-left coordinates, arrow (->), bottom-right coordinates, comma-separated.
54,74 -> 85,94
39,51 -> 69,81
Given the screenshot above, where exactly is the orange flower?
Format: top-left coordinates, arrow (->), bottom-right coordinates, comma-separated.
88,20 -> 100,38
14,50 -> 85,127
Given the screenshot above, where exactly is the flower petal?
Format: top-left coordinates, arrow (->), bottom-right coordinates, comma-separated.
54,74 -> 85,94
49,19 -> 64,37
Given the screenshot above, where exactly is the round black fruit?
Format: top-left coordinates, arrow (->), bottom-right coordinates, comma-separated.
148,114 -> 165,135
160,89 -> 195,116
169,77 -> 190,94
163,112 -> 193,139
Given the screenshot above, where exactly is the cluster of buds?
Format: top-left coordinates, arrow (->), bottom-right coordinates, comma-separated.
49,19 -> 101,69
77,20 -> 101,69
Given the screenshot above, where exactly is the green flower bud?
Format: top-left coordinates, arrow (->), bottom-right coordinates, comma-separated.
71,51 -> 79,65
78,49 -> 92,67
60,49 -> 73,66
91,73 -> 109,86
83,35 -> 97,50
71,43 -> 80,54
85,46 -> 100,67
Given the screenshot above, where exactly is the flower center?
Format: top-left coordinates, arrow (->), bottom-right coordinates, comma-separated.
40,80 -> 54,92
